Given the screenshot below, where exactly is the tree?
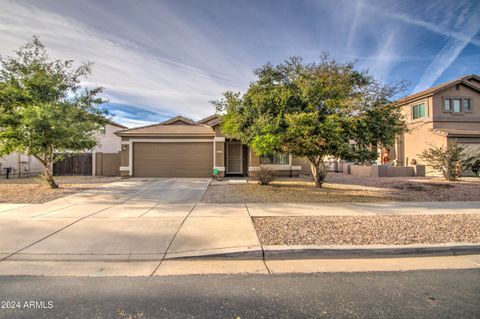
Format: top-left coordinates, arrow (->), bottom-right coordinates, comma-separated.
419,142 -> 478,181
212,55 -> 406,188
0,37 -> 108,188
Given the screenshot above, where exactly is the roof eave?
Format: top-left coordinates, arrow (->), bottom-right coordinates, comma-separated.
396,92 -> 435,106
433,129 -> 480,138
397,77 -> 480,106
115,132 -> 215,137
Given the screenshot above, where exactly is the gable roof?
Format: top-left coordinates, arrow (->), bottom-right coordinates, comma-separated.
115,115 -> 214,137
107,120 -> 128,129
197,114 -> 221,126
397,74 -> 480,106
160,115 -> 196,125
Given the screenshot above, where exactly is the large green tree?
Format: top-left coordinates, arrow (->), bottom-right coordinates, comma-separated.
0,37 -> 108,188
213,55 -> 406,187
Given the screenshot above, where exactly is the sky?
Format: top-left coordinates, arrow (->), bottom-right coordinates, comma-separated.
0,0 -> 479,127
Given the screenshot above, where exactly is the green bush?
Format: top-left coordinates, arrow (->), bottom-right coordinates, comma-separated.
257,167 -> 274,185
419,143 -> 478,181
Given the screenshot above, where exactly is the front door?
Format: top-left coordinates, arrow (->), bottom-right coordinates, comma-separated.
226,141 -> 243,174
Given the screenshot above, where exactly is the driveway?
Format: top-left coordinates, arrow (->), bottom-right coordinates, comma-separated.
0,178 -> 261,273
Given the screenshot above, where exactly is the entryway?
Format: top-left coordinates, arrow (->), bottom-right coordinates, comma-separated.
226,141 -> 244,175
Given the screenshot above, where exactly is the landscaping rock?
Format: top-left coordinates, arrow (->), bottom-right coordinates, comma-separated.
253,215 -> 480,245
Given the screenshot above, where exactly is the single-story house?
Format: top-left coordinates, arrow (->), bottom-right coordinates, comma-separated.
388,74 -> 480,175
116,115 -> 311,178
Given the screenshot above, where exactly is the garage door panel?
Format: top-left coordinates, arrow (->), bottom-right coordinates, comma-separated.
455,140 -> 480,176
133,142 -> 213,177
461,144 -> 480,153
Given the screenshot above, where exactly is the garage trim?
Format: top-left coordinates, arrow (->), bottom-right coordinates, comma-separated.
121,138 -> 215,176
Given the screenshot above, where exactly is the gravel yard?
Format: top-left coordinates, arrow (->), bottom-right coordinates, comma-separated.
0,176 -> 120,203
253,215 -> 480,245
201,173 -> 480,203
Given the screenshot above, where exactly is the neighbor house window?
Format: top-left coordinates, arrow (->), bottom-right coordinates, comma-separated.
444,98 -> 472,113
260,153 -> 289,165
453,99 -> 461,113
444,99 -> 451,112
412,103 -> 426,120
464,99 -> 471,112
99,126 -> 106,135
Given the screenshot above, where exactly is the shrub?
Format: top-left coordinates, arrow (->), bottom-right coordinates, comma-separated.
419,143 -> 478,181
257,167 -> 274,185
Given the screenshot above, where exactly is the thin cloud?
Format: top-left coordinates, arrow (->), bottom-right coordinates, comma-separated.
411,4 -> 480,91
346,0 -> 363,51
0,0 -> 251,124
114,117 -> 158,128
364,3 -> 480,48
0,0 -> 478,126
364,31 -> 398,81
413,37 -> 475,92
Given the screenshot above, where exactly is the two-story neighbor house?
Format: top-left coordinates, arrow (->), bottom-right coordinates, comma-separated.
390,74 -> 480,174
0,120 -> 127,178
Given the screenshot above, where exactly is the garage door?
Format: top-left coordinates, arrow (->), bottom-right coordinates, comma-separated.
456,140 -> 480,176
133,142 -> 213,177
460,143 -> 480,154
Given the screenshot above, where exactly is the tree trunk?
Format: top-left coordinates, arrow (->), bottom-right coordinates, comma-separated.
34,153 -> 58,189
43,163 -> 58,189
308,156 -> 327,188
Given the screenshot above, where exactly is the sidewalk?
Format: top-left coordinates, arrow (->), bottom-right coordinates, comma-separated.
245,201 -> 480,216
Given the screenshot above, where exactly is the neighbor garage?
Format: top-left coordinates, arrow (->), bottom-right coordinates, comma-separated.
133,142 -> 213,177
450,136 -> 480,154
449,135 -> 480,176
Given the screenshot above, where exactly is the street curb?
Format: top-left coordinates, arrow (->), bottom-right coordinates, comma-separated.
161,244 -> 480,260
2,244 -> 479,263
263,244 -> 480,259
165,246 -> 264,260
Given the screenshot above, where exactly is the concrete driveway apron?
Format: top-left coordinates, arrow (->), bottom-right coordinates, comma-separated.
0,178 -> 212,262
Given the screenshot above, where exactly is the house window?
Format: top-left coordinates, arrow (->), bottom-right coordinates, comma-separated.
412,103 -> 425,120
444,99 -> 451,112
452,99 -> 461,113
464,99 -> 471,112
260,153 -> 289,165
444,97 -> 472,113
99,126 -> 106,135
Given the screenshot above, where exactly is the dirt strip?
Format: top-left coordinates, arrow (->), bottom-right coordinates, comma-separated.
0,176 -> 120,203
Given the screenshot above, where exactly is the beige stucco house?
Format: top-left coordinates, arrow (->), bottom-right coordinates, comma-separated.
116,115 -> 311,178
389,74 -> 480,174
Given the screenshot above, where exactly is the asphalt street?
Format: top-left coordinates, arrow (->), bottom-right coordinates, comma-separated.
0,269 -> 479,318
